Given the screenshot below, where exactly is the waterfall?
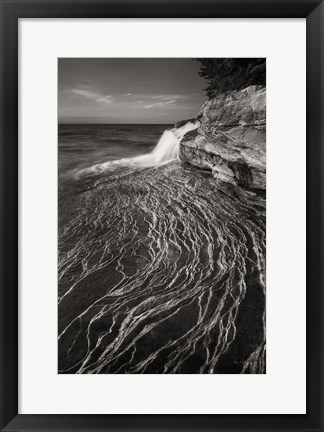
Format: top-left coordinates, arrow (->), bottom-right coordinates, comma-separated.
75,120 -> 198,178
151,120 -> 198,165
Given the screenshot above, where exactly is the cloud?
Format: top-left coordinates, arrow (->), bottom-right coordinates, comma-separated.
143,99 -> 175,109
97,95 -> 114,104
135,94 -> 192,109
72,88 -> 114,104
150,94 -> 186,101
70,89 -> 195,110
72,89 -> 98,99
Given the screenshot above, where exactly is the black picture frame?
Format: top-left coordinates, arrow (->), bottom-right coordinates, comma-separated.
1,1 -> 323,431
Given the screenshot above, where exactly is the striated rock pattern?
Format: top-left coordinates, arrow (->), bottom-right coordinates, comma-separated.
179,85 -> 266,190
58,162 -> 265,374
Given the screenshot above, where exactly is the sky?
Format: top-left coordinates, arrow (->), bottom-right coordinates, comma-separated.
58,58 -> 206,124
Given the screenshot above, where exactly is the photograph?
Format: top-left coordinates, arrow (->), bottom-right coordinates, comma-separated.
58,58 -> 266,374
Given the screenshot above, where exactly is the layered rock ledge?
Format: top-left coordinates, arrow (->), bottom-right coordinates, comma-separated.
179,85 -> 266,190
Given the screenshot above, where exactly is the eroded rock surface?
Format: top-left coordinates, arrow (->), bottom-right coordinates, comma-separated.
179,85 -> 266,189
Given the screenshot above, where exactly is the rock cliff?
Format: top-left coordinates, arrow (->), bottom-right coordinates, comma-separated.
179,85 -> 266,190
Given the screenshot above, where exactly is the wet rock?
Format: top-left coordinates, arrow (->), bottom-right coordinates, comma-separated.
179,85 -> 266,190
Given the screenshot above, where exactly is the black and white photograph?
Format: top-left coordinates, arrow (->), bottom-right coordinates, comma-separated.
58,58 -> 266,374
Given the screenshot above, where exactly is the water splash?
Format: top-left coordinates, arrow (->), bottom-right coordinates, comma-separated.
151,120 -> 198,164
73,120 -> 198,178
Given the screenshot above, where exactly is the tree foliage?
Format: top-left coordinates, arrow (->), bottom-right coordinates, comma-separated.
196,58 -> 266,98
